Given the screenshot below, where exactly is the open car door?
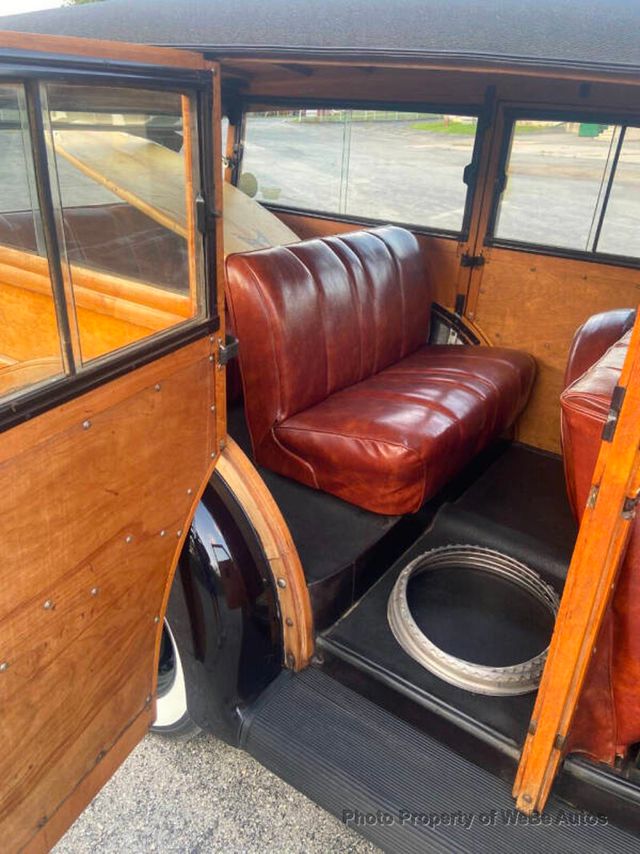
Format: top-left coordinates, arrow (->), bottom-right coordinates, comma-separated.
0,32 -> 225,851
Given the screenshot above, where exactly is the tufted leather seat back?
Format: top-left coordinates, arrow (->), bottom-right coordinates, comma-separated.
225,226 -> 430,449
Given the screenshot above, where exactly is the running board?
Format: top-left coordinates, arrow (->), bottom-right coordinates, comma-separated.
241,667 -> 638,853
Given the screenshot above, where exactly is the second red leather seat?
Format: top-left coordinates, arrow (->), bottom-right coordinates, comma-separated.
226,226 -> 536,515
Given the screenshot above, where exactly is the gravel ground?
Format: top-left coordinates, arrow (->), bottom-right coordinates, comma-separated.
54,733 -> 378,854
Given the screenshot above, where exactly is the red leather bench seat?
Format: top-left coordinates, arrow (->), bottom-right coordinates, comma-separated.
226,226 -> 536,515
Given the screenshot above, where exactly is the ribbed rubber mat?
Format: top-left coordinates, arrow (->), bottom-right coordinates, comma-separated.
243,668 -> 638,853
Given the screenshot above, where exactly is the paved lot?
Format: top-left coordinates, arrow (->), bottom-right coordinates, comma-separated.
242,117 -> 639,254
54,732 -> 378,853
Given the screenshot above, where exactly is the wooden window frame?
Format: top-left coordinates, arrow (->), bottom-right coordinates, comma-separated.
485,106 -> 640,271
0,56 -> 219,432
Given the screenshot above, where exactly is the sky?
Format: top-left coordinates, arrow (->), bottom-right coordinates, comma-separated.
1,0 -> 64,15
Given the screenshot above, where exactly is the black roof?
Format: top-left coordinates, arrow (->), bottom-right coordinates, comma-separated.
1,0 -> 640,73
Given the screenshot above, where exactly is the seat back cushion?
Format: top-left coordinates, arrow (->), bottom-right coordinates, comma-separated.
564,308 -> 635,389
561,317 -> 640,764
225,226 -> 430,454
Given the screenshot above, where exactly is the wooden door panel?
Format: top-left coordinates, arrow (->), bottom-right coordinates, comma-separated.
0,336 -> 219,852
468,249 -> 640,452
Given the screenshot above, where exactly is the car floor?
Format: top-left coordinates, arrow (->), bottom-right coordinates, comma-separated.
319,443 -> 578,752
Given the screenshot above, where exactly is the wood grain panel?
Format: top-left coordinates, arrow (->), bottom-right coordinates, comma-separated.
216,438 -> 313,669
0,30 -> 208,70
470,249 -> 640,452
274,210 -> 460,310
0,336 -> 218,852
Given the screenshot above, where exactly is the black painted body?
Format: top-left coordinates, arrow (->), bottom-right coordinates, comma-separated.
166,473 -> 283,746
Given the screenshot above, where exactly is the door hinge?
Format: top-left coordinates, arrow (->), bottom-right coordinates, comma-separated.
622,491 -> 640,520
602,384 -> 626,442
460,253 -> 485,269
217,334 -> 239,368
195,193 -> 220,235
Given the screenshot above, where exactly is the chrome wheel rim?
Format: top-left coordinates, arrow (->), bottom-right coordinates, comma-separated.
387,545 -> 559,696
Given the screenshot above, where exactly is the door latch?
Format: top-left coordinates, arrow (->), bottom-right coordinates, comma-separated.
217,334 -> 239,368
460,253 -> 485,269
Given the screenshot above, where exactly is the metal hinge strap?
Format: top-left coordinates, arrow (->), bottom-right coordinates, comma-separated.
602,384 -> 626,442
217,334 -> 239,368
460,253 -> 485,269
195,193 -> 221,235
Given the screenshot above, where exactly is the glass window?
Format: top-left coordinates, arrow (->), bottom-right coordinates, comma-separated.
0,83 -> 64,399
240,109 -> 478,233
43,84 -> 203,363
596,131 -> 640,258
494,119 -> 640,261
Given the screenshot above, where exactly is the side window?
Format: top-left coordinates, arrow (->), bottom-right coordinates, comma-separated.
240,109 -> 478,234
0,78 -> 209,406
492,119 -> 640,261
0,83 -> 64,397
44,84 -> 203,363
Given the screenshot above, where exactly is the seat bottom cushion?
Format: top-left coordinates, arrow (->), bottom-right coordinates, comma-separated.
269,345 -> 536,515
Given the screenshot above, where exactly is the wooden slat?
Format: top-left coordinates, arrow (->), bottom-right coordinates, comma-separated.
0,244 -> 191,319
216,438 -> 314,669
513,309 -> 640,814
0,29 -> 208,70
0,336 -> 219,851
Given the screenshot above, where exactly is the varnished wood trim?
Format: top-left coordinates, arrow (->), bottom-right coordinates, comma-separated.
0,30 -> 208,70
0,246 -> 189,337
22,707 -> 153,854
216,438 -> 314,669
513,309 -> 640,814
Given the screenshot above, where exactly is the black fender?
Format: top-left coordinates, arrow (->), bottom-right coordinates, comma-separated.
165,470 -> 284,746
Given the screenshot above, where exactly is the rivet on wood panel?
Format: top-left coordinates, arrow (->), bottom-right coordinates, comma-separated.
277,578 -> 287,589
145,694 -> 152,706
90,587 -> 99,596
219,438 -> 226,450
159,530 -> 166,537
210,451 -> 216,459
209,355 -> 215,362
176,529 -> 183,537
285,617 -> 294,627
0,662 -> 9,672
82,420 -> 91,430
186,488 -> 193,495
154,383 -> 161,392
125,534 -> 134,543
43,599 -> 55,610
153,615 -> 160,623
210,404 -> 216,412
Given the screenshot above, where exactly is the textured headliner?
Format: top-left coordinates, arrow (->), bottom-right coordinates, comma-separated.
1,0 -> 639,71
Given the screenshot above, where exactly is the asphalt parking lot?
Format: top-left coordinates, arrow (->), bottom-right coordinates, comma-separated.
54,732 -> 378,853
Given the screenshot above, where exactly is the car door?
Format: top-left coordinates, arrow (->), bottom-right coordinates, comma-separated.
0,32 -> 225,852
